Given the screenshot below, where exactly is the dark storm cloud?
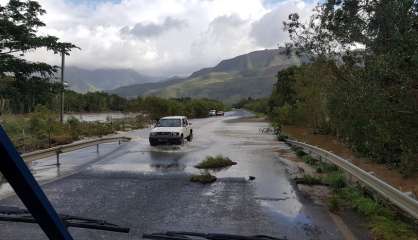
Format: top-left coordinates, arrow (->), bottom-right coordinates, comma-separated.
121,17 -> 187,38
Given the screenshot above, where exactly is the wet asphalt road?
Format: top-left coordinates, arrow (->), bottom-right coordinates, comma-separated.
0,110 -> 344,240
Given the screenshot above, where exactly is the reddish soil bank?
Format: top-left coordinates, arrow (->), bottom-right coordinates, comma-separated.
283,126 -> 418,197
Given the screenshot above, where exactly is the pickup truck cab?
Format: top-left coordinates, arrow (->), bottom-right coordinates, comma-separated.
149,116 -> 193,146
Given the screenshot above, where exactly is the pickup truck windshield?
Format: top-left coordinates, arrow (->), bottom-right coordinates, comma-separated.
157,119 -> 181,127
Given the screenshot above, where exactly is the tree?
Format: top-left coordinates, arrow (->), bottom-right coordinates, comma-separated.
0,0 -> 78,113
281,0 -> 418,175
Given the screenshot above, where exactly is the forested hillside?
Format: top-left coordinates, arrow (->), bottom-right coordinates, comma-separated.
245,0 -> 418,176
110,49 -> 306,103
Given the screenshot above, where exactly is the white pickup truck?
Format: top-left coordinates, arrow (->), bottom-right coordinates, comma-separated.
149,116 -> 193,146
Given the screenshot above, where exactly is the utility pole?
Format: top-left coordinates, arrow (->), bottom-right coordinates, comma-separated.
60,49 -> 65,124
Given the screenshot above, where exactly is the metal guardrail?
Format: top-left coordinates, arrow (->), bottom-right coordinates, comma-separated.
286,139 -> 418,220
21,136 -> 131,163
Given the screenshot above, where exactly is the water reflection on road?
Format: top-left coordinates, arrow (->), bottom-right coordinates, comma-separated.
0,111 -> 342,240
64,112 -> 139,123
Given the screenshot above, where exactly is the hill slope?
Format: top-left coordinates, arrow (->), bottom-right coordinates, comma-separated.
65,67 -> 160,93
110,49 -> 303,103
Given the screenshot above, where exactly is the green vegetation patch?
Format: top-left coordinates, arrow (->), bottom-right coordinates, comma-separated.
291,147 -> 307,158
195,155 -> 237,169
333,186 -> 418,240
190,172 -> 217,184
277,133 -> 288,141
302,155 -> 318,165
294,174 -> 324,185
292,150 -> 417,239
322,172 -> 346,190
1,106 -> 147,153
316,161 -> 339,174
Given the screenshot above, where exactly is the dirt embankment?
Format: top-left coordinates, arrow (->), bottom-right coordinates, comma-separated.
282,126 -> 418,197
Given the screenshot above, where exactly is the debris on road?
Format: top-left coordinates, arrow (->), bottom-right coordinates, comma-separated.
195,155 -> 237,169
190,172 -> 217,184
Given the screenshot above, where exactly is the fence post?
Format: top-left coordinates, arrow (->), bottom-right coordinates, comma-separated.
56,150 -> 60,166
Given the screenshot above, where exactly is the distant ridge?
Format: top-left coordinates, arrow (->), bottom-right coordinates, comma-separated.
65,67 -> 161,93
109,48 -> 305,103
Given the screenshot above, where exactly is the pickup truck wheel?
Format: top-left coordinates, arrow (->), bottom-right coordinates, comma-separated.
150,140 -> 158,146
186,131 -> 193,142
177,135 -> 184,145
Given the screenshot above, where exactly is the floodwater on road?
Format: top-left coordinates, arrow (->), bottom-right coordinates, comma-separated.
0,110 -> 345,240
64,112 -> 139,123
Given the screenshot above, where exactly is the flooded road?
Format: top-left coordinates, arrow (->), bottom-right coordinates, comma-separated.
64,112 -> 139,122
0,110 -> 343,240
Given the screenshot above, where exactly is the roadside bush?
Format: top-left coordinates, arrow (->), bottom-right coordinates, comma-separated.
277,133 -> 288,141
67,117 -> 82,140
295,148 -> 306,157
370,215 -> 417,240
297,174 -> 323,185
190,172 -> 217,184
323,172 -> 346,190
140,97 -> 224,120
302,155 -> 317,165
328,194 -> 340,212
316,162 -> 339,174
333,186 -> 418,240
234,98 -> 269,114
195,155 -> 237,169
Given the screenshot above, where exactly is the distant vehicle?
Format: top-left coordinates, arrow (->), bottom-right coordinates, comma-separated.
216,111 -> 224,116
149,116 -> 193,146
209,110 -> 216,116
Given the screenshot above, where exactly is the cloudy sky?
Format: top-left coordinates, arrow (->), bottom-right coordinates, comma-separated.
8,0 -> 317,76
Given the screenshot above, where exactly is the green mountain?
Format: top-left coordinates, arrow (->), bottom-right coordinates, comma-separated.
109,48 -> 303,103
65,67 -> 161,93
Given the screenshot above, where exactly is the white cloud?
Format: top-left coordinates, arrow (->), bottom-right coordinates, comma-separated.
15,0 -> 316,76
250,0 -> 315,48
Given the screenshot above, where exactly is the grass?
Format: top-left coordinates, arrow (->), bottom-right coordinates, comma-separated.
291,147 -> 418,239
1,109 -> 147,153
323,172 -> 346,190
293,147 -> 307,157
302,155 -> 318,165
316,161 -> 339,173
370,215 -> 417,240
334,186 -> 418,240
190,172 -> 217,184
328,194 -> 340,212
195,155 -> 237,169
254,112 -> 266,118
295,174 -> 324,185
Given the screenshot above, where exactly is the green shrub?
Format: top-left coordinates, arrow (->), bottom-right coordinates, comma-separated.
328,195 -> 340,212
323,172 -> 346,190
299,174 -> 323,185
302,155 -> 317,165
316,162 -> 339,173
353,196 -> 381,217
277,133 -> 288,141
295,148 -> 307,157
50,135 -> 73,145
370,215 -> 417,240
195,155 -> 237,169
190,172 -> 217,184
332,186 -> 417,239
